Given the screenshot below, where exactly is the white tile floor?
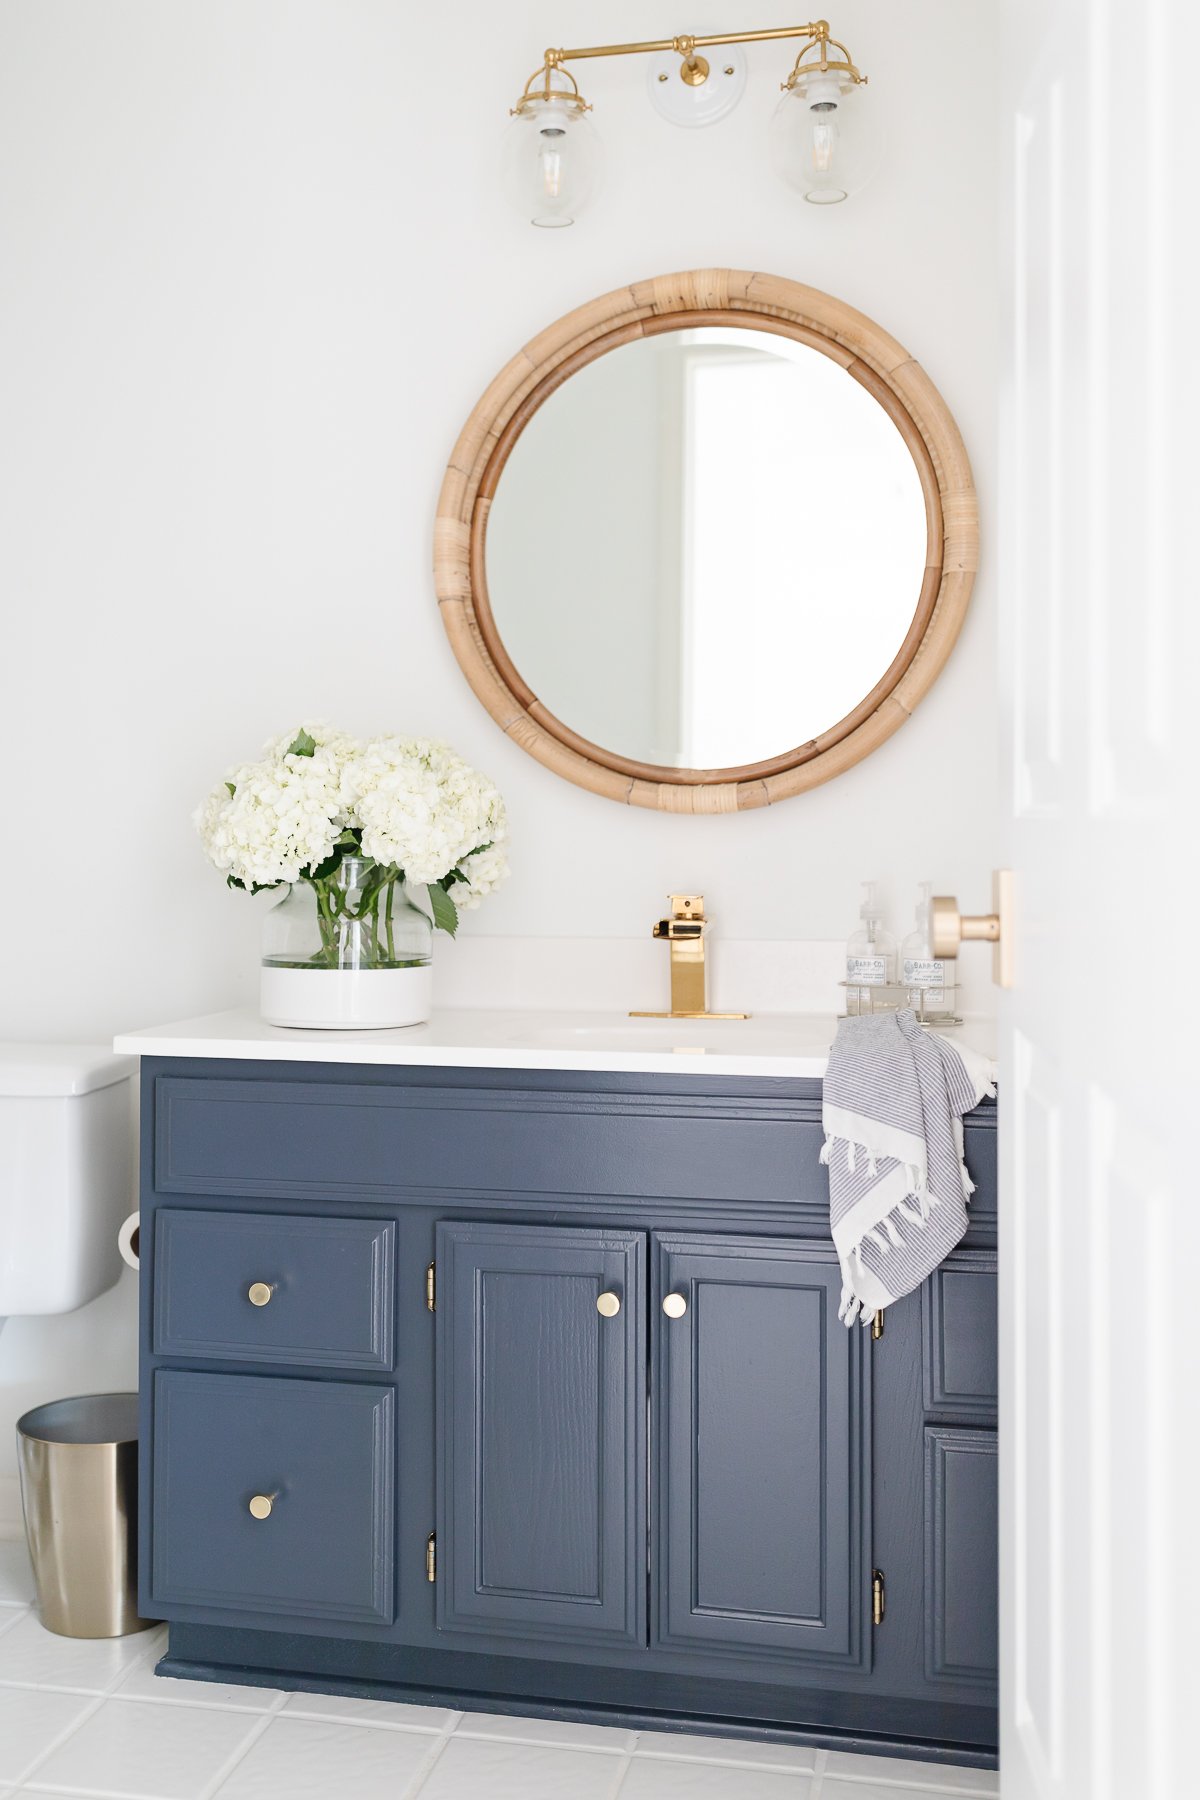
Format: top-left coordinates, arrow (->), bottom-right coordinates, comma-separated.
0,1537 -> 998,1799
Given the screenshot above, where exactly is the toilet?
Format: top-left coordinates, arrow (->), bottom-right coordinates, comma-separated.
0,1046 -> 134,1332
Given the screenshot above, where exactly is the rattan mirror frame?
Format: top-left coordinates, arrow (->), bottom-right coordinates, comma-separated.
434,269 -> 977,813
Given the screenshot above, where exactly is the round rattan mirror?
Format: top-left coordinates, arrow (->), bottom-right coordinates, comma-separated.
434,269 -> 977,813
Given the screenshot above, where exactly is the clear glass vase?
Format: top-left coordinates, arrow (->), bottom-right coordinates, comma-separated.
260,857 -> 433,1030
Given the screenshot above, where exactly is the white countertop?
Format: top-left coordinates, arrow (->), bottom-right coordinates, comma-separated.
113,1006 -> 997,1082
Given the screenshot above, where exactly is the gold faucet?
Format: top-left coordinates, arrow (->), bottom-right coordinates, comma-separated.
630,894 -> 749,1020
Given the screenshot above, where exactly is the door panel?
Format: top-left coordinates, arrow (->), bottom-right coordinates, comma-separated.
1001,3 -> 1199,1793
925,1426 -> 999,1686
922,1252 -> 998,1421
653,1233 -> 869,1667
435,1221 -> 645,1648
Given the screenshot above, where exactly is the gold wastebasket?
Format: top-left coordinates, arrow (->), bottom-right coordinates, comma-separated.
16,1392 -> 153,1637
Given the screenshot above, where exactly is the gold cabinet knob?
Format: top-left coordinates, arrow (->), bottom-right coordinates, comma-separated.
247,1282 -> 274,1307
248,1493 -> 276,1520
596,1291 -> 621,1317
662,1293 -> 688,1319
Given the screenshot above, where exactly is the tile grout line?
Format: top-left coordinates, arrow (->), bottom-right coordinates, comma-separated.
9,1628 -> 164,1792
607,1750 -> 636,1797
392,1724 -> 457,1800
11,1692 -> 109,1790
194,1691 -> 290,1800
810,1744 -> 828,1798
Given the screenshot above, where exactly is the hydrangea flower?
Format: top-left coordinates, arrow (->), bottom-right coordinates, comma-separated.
194,724 -> 509,934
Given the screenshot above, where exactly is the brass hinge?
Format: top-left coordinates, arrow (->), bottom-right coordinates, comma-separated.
426,1532 -> 436,1583
871,1309 -> 885,1340
872,1568 -> 886,1626
425,1262 -> 436,1312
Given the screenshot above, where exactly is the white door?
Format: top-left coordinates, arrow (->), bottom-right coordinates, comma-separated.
1000,2 -> 1199,1796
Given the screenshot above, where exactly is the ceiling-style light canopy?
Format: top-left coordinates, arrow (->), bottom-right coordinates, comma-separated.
506,18 -> 870,228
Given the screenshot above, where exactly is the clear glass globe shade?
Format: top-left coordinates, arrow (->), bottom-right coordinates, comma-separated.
769,79 -> 877,204
504,99 -> 601,228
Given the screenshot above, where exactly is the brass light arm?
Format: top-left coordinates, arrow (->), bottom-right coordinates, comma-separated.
518,19 -> 865,113
551,22 -> 843,62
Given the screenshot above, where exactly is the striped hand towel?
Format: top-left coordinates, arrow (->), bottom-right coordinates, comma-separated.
821,1010 -> 996,1327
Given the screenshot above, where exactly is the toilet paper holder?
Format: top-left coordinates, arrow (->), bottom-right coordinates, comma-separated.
118,1212 -> 139,1272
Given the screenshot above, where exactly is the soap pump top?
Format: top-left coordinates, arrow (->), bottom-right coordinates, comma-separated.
846,881 -> 896,986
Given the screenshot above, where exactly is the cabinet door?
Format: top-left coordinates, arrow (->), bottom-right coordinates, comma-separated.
654,1234 -> 869,1668
436,1221 -> 645,1648
924,1426 -> 999,1686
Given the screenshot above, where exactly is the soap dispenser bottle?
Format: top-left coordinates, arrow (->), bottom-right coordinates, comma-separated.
846,882 -> 896,996
901,881 -> 955,1017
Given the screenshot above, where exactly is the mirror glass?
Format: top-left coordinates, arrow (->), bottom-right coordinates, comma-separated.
484,326 -> 929,770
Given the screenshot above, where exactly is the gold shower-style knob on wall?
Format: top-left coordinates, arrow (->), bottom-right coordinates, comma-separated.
932,871 -> 1015,989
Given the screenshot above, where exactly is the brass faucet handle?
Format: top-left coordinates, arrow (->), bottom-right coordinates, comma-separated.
668,893 -> 706,921
653,894 -> 708,941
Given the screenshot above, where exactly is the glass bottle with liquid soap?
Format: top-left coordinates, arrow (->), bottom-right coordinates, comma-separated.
845,882 -> 896,1010
900,881 -> 956,1019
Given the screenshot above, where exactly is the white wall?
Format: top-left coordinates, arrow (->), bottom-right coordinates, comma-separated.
0,0 -> 999,1516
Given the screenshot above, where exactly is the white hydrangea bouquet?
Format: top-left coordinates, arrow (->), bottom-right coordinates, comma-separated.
196,724 -> 509,1029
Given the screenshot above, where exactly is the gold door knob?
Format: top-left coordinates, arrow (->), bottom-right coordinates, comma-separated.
931,870 -> 1014,989
248,1493 -> 276,1520
247,1282 -> 274,1307
662,1293 -> 688,1319
596,1291 -> 621,1317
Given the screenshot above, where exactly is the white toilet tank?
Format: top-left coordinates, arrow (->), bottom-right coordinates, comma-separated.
0,1046 -> 134,1317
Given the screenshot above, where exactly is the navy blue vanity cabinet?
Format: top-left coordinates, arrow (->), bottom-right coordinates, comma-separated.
138,1057 -> 999,1771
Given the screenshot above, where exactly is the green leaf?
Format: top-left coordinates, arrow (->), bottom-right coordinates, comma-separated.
285,727 -> 317,758
305,846 -> 345,882
427,882 -> 460,937
225,781 -> 236,797
226,873 -> 281,896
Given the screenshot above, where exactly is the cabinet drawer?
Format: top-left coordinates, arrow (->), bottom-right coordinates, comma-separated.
153,1076 -> 822,1207
153,1209 -> 394,1371
922,1252 -> 997,1419
149,1371 -> 394,1625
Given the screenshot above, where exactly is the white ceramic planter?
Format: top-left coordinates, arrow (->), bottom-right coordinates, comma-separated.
260,964 -> 434,1031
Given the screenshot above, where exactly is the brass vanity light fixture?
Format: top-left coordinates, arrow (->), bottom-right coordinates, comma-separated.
507,18 -> 870,225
